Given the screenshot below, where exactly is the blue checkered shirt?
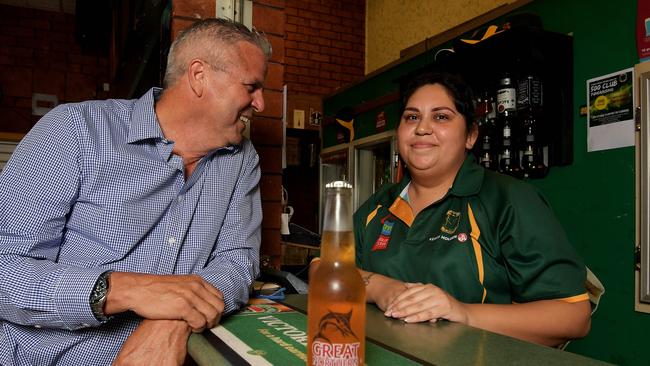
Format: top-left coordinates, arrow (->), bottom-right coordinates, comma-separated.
0,88 -> 262,365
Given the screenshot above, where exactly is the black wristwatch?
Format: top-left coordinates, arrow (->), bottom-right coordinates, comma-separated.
90,271 -> 113,322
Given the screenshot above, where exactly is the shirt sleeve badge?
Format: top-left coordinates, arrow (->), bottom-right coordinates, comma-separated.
372,218 -> 394,251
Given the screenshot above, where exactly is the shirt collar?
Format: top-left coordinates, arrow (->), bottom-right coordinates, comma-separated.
395,154 -> 484,199
126,87 -> 242,156
448,154 -> 484,197
127,87 -> 165,144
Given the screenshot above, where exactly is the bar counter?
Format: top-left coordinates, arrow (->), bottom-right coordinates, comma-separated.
188,294 -> 611,365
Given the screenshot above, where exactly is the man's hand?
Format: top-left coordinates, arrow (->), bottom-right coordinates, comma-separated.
113,319 -> 191,366
105,272 -> 224,332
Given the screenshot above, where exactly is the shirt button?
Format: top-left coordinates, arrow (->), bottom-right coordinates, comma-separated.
168,237 -> 177,245
34,324 -> 42,329
82,323 -> 90,327
177,195 -> 184,202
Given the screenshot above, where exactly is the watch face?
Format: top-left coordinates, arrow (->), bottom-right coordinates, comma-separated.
91,272 -> 110,304
90,272 -> 111,322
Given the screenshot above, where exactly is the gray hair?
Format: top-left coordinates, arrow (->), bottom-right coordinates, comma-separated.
163,18 -> 272,88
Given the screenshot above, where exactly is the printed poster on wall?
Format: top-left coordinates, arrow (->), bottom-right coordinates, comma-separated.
587,68 -> 634,152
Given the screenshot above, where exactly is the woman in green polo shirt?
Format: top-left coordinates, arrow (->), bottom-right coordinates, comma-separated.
353,72 -> 591,347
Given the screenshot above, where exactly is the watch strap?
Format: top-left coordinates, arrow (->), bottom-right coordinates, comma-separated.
90,270 -> 112,323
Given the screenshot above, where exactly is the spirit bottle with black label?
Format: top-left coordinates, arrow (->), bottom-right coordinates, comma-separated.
517,72 -> 548,178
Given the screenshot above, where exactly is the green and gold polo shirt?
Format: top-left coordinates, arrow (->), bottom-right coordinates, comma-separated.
353,154 -> 589,305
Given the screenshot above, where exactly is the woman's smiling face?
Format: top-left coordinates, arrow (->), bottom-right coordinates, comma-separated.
397,83 -> 477,180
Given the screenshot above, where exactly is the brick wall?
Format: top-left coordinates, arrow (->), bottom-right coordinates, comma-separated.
250,1 -> 286,269
284,0 -> 365,96
0,4 -> 110,134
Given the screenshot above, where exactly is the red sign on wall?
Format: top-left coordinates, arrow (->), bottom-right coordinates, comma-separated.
637,0 -> 650,61
376,111 -> 386,132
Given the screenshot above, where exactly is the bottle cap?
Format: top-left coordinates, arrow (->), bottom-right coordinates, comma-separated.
325,181 -> 352,189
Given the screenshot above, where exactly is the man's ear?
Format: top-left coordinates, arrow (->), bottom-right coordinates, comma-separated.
465,123 -> 479,150
187,59 -> 207,97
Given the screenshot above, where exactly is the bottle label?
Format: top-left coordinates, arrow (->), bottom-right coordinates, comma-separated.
503,127 -> 511,138
517,76 -> 543,109
526,134 -> 535,142
497,88 -> 516,113
311,341 -> 361,365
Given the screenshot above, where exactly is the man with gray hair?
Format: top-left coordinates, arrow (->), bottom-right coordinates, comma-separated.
0,18 -> 270,365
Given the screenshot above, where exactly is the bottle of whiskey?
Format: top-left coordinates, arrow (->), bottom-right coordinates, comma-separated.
517,72 -> 547,178
496,72 -> 517,114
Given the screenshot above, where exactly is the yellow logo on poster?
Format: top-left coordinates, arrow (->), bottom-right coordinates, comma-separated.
594,95 -> 609,110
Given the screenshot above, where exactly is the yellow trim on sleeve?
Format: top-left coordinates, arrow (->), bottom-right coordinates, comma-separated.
468,203 -> 487,303
389,197 -> 414,227
512,293 -> 590,305
366,205 -> 382,226
557,293 -> 590,303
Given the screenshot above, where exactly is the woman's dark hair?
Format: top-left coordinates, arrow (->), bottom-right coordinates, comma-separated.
400,72 -> 475,130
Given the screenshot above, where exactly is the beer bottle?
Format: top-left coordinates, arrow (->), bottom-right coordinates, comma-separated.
308,181 -> 365,366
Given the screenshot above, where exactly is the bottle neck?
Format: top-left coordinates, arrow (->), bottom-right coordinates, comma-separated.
320,230 -> 356,265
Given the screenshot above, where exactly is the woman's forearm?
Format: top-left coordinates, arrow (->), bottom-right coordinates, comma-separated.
463,300 -> 591,347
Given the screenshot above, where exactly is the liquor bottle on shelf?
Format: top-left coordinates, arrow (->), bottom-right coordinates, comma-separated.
517,72 -> 548,178
475,91 -> 497,170
498,109 -> 523,179
307,181 -> 365,366
496,73 -> 523,179
496,72 -> 517,114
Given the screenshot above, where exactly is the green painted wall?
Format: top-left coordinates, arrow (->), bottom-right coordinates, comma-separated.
324,0 -> 642,364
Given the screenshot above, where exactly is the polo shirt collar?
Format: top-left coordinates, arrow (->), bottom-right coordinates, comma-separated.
127,87 -> 165,144
396,154 -> 484,199
387,154 -> 484,226
448,154 -> 484,197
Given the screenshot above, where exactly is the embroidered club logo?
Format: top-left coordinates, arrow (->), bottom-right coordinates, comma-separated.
372,219 -> 394,251
457,233 -> 468,242
440,210 -> 461,234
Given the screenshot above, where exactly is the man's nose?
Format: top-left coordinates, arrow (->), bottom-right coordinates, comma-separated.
252,89 -> 265,113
